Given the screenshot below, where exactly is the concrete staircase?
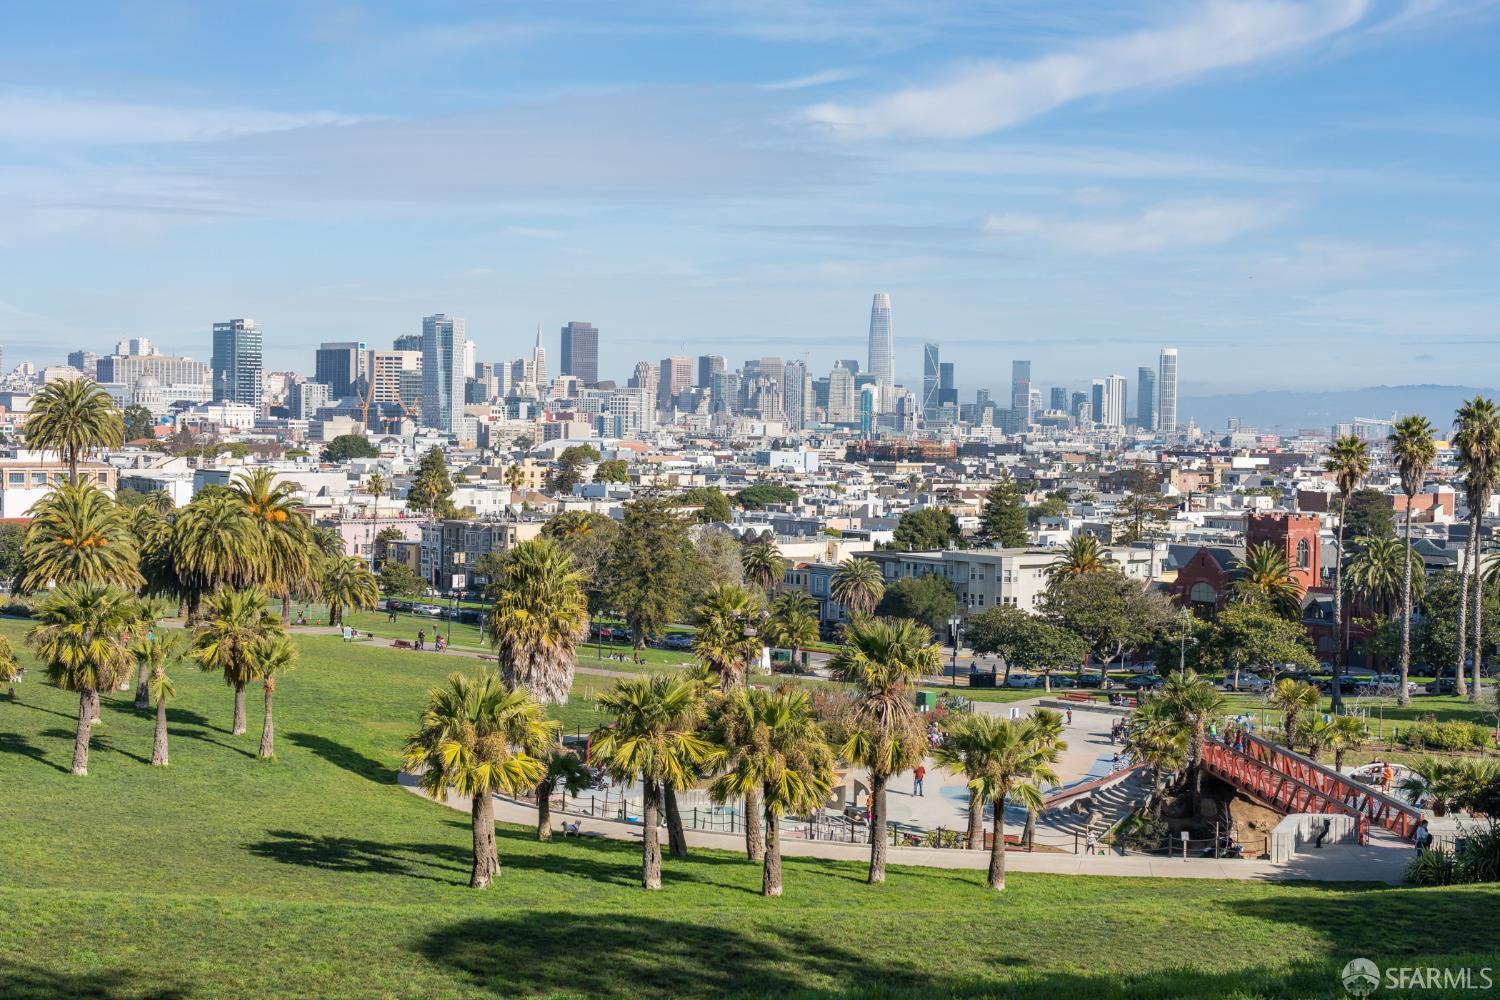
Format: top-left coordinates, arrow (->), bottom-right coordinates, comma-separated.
1030,771 -> 1150,850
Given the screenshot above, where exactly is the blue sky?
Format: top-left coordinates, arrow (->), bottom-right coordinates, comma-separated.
0,0 -> 1496,400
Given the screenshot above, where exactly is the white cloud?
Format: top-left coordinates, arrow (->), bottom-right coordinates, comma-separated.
759,68 -> 862,90
0,92 -> 363,145
984,198 -> 1284,253
807,0 -> 1370,138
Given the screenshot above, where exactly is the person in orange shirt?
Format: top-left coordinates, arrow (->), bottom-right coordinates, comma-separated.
913,764 -> 926,797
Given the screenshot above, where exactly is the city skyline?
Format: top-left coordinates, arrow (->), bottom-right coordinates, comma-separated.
1,3 -> 1496,394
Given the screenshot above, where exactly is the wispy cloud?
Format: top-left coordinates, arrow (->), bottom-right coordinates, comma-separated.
759,68 -> 861,90
0,92 -> 363,145
807,0 -> 1370,139
984,198 -> 1285,253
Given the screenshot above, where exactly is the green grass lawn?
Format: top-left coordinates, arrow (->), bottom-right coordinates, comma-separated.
3,618 -> 1499,999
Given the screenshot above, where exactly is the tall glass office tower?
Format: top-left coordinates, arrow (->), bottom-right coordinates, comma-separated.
1158,348 -> 1179,434
211,319 -> 263,413
1137,365 -> 1157,431
921,342 -> 940,418
421,313 -> 466,434
867,293 -> 893,389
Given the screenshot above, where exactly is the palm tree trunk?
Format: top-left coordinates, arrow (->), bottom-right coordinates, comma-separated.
281,593 -> 291,626
664,783 -> 689,859
641,780 -> 663,890
987,804 -> 1006,891
744,786 -> 765,861
151,696 -> 169,766
1456,538 -> 1471,698
867,773 -> 888,884
232,681 -> 247,735
1023,807 -> 1037,850
470,791 -> 499,889
762,796 -> 782,897
1471,507 -> 1484,702
134,657 -> 151,710
1190,731 -> 1205,808
966,787 -> 983,849
1398,503 -> 1415,707
71,687 -> 94,776
258,681 -> 275,760
535,777 -> 555,842
1331,516 -> 1347,713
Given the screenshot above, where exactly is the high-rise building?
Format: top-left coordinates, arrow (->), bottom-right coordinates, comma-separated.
658,356 -> 692,408
420,313 -> 466,434
367,350 -> 421,406
559,322 -> 599,385
709,370 -> 740,415
1089,380 -> 1105,425
1010,360 -> 1032,433
1097,374 -> 1127,427
530,329 -> 547,389
827,365 -> 856,424
1158,348 -> 1179,434
1050,386 -> 1067,411
66,350 -> 99,376
867,293 -> 893,388
211,319 -> 263,413
758,356 -> 785,385
290,380 -> 331,420
393,333 -> 422,352
314,341 -> 367,398
1137,366 -> 1158,431
938,362 -> 957,405
837,359 -> 860,375
629,360 -> 659,398
921,342 -> 940,417
696,354 -> 725,388
783,360 -> 811,430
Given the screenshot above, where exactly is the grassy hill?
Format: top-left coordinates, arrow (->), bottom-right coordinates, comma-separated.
1,620 -> 1496,999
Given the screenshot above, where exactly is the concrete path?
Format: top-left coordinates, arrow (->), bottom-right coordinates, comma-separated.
396,770 -> 1409,882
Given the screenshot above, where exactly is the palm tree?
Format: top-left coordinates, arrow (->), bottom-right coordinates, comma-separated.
590,675 -> 722,889
1158,669 -> 1227,808
961,714 -> 1060,891
323,556 -> 379,628
173,493 -> 266,622
26,583 -> 138,775
254,635 -> 298,760
504,464 -> 525,491
1390,415 -> 1437,708
1121,697 -> 1189,809
230,469 -> 311,625
0,635 -> 20,699
830,557 -> 884,619
691,583 -> 764,691
1326,714 -> 1368,771
129,597 -> 174,709
190,587 -> 283,735
1268,678 -> 1320,752
1325,435 -> 1371,712
16,482 -> 142,593
364,472 -> 388,569
709,686 -> 835,897
764,591 -> 820,675
829,615 -> 940,884
24,378 -> 124,484
741,539 -> 784,595
1017,708 -> 1065,848
1454,396 -> 1500,702
488,537 -> 588,705
1345,536 -> 1417,662
146,641 -> 178,767
1048,534 -> 1108,580
1230,543 -> 1302,617
402,670 -> 554,888
534,748 -> 592,842
145,489 -> 176,515
128,626 -> 183,766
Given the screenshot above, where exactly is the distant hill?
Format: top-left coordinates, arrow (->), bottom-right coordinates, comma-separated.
1179,384 -> 1499,435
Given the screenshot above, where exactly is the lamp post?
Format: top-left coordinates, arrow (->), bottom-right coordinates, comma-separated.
949,615 -> 962,687
1177,607 -> 1194,676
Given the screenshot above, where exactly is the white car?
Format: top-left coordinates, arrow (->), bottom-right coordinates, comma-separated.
1005,673 -> 1041,688
1222,674 -> 1269,693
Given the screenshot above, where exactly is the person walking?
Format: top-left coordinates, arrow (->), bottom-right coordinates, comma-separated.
1065,708 -> 1073,726
416,629 -> 425,651
913,764 -> 926,797
1414,819 -> 1433,854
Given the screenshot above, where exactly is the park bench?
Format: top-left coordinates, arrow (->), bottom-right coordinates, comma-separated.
391,639 -> 413,650
982,832 -> 1024,849
1059,692 -> 1093,703
477,654 -> 496,662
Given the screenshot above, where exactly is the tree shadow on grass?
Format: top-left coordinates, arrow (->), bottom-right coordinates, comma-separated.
9,699 -> 79,723
287,731 -> 394,782
173,729 -> 257,759
247,829 -> 472,884
0,959 -> 188,1000
97,696 -> 217,732
0,731 -> 69,774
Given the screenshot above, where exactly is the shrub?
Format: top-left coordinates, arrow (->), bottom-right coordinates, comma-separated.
922,828 -> 966,849
1406,847 -> 1458,886
1454,823 -> 1500,884
1111,814 -> 1168,853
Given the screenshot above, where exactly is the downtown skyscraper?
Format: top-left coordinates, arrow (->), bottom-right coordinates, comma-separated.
1010,360 -> 1032,433
1137,365 -> 1157,431
211,318 -> 263,413
921,342 -> 940,418
420,313 -> 467,434
559,321 -> 598,385
867,292 -> 893,389
1158,348 -> 1179,434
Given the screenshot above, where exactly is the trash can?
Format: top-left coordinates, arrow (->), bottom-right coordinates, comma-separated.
915,691 -> 933,712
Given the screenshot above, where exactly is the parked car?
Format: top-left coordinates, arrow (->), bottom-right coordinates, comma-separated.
1427,676 -> 1459,695
1221,675 -> 1269,693
1124,661 -> 1157,675
661,633 -> 695,651
1073,671 -> 1105,688
1004,673 -> 1041,689
1126,674 -> 1164,691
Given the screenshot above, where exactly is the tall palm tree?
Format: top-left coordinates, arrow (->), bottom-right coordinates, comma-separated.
1454,395 -> 1500,703
830,556 -> 884,619
741,539 -> 784,595
173,493 -> 266,622
230,469 -> 311,625
691,583 -> 765,691
146,639 -> 178,767
1390,415 -> 1437,708
1346,536 -> 1414,634
1017,707 -> 1065,848
253,634 -> 298,760
710,686 -> 835,897
962,714 -> 1060,891
1269,678 -> 1320,752
24,378 -> 124,484
129,596 -> 174,709
1048,534 -> 1108,580
763,591 -> 820,674
1121,697 -> 1189,809
323,556 -> 379,628
16,482 -> 142,593
829,615 -> 940,884
364,472 -> 388,569
932,714 -> 992,850
488,537 -> 588,705
0,635 -> 20,699
1158,669 -> 1227,808
533,748 -> 592,842
190,587 -> 283,736
1325,435 -> 1371,712
590,675 -> 722,890
1230,543 -> 1302,617
402,670 -> 554,888
26,583 -> 137,775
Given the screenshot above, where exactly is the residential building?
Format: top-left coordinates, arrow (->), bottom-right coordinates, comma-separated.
1159,348 -> 1179,433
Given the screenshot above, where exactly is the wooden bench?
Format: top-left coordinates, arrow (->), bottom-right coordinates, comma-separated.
391,639 -> 413,650
477,654 -> 496,662
1060,692 -> 1094,703
982,832 -> 1025,849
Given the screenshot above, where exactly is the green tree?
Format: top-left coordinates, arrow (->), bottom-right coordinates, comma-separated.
691,583 -> 765,692
963,605 -> 1088,690
0,521 -> 25,583
1269,678 -> 1321,751
1026,490 -> 1069,525
533,748 -> 592,842
1230,543 -> 1303,618
1158,669 -> 1227,808
1041,569 -> 1171,674
830,556 -> 884,618
542,510 -> 616,613
321,434 -> 379,463
140,632 -> 180,767
733,484 -> 798,509
16,482 -> 142,593
173,493 -> 267,622
829,616 -> 939,884
546,444 -> 601,494
1204,600 -> 1317,687
27,583 -> 137,775
253,634 -> 298,760
952,714 -> 1060,891
0,635 -> 20,699
874,574 -> 958,635
378,561 -> 427,597
590,675 -> 722,890
764,591 -> 820,673
323,556 -> 378,626
1336,488 -> 1397,557
1325,435 -> 1371,712
190,586 -> 284,736
1048,535 -> 1109,579
406,447 -> 456,517
677,486 -> 730,522
402,670 -> 554,888
740,539 -> 784,594
489,538 -> 587,706
1113,464 -> 1173,544
892,507 -> 961,551
1346,535 -> 1412,621
1122,698 -> 1189,807
122,404 -> 156,443
709,686 -> 835,897
980,479 -> 1027,547
1390,414 -> 1437,707
1413,570 -> 1500,673
230,468 -> 312,624
602,498 -> 694,647
593,459 -> 630,484
25,378 -> 124,484
373,525 -> 402,565
1454,395 -> 1500,703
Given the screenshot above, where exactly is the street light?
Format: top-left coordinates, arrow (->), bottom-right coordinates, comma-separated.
949,615 -> 962,688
